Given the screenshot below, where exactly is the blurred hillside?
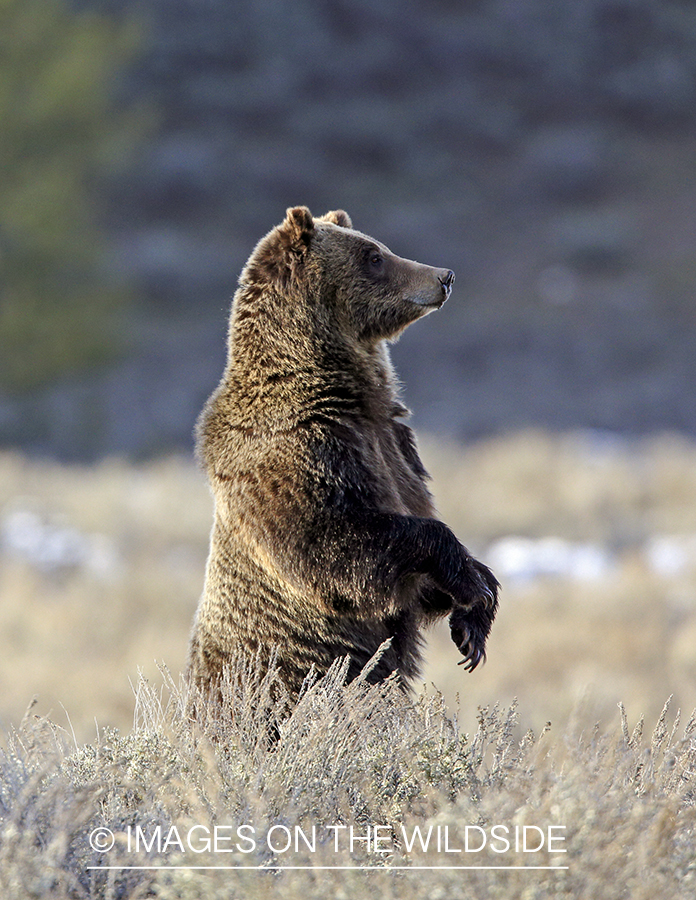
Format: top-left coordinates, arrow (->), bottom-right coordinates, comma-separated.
2,0 -> 696,457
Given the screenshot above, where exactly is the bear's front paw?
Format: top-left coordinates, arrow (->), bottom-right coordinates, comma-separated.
449,607 -> 488,672
463,557 -> 499,611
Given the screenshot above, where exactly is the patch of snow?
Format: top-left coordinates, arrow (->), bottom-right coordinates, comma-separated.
645,535 -> 696,577
1,508 -> 120,579
487,536 -> 614,584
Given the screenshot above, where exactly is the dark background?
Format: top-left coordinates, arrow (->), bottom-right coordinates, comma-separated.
2,0 -> 696,459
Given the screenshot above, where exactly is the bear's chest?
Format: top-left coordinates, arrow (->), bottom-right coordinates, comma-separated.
361,424 -> 434,519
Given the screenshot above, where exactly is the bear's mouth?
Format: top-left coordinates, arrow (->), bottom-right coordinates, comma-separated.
422,286 -> 452,309
415,295 -> 447,314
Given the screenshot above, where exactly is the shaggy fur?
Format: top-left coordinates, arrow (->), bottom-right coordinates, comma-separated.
186,207 -> 498,702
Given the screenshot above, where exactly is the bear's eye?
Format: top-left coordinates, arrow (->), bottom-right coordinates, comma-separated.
369,253 -> 384,270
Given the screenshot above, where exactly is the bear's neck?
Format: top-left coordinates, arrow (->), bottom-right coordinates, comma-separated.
224,314 -> 398,429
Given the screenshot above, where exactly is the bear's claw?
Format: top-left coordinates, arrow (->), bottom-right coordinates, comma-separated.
459,646 -> 484,671
449,607 -> 490,673
452,624 -> 485,671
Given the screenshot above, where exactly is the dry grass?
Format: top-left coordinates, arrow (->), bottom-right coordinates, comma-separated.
0,429 -> 695,896
419,430 -> 696,735
0,453 -> 210,734
1,429 -> 694,740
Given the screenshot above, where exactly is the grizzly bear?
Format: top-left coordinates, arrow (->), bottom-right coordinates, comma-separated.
186,207 -> 498,705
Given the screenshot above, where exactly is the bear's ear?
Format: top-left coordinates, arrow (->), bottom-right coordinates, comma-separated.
279,206 -> 315,257
319,209 -> 352,228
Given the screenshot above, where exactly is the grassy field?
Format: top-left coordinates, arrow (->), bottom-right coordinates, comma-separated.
1,429 -> 695,739
1,430 -> 695,897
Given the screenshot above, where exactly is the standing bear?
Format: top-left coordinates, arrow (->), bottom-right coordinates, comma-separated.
186,207 -> 498,704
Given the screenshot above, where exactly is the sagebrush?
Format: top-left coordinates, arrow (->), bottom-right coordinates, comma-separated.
1,656 -> 695,899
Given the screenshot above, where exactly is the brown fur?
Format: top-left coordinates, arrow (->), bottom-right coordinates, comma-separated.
186,207 -> 498,704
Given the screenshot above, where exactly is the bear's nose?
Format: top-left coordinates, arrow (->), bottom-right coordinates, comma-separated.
438,270 -> 455,297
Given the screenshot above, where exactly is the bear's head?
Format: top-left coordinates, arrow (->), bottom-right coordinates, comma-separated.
239,207 -> 454,345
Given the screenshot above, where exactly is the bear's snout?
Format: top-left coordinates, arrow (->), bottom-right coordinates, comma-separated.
405,264 -> 455,314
